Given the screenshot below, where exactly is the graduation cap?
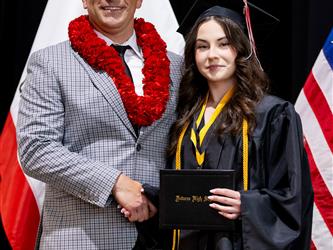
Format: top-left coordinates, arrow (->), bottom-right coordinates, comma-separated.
177,0 -> 280,46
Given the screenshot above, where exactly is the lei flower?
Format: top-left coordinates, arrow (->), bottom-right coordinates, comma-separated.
68,15 -> 170,126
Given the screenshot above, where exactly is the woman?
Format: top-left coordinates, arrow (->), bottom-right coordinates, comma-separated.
167,4 -> 314,250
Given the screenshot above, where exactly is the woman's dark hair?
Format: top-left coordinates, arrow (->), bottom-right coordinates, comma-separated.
167,16 -> 269,156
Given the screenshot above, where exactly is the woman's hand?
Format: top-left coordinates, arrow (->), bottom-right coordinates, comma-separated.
208,188 -> 241,220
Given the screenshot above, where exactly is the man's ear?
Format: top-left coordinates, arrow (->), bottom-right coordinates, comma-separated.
136,0 -> 143,9
82,0 -> 88,9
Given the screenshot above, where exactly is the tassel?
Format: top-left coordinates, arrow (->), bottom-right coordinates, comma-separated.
243,0 -> 263,71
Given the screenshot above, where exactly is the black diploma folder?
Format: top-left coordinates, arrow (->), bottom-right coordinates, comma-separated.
159,169 -> 236,230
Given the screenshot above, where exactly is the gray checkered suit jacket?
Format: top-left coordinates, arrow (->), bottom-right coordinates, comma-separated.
16,40 -> 183,249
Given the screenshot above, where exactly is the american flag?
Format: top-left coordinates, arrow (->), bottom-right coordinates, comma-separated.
0,0 -> 184,249
295,28 -> 333,250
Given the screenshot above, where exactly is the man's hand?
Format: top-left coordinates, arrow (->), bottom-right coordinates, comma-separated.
119,187 -> 158,222
112,174 -> 150,222
120,199 -> 157,221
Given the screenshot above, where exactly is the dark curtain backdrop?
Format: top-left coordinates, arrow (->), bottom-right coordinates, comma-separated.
1,0 -> 332,249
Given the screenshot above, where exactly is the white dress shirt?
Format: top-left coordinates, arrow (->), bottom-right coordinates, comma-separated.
95,30 -> 145,96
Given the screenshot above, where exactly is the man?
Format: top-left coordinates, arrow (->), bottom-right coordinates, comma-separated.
16,0 -> 182,249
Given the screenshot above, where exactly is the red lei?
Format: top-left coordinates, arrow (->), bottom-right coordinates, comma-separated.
68,15 -> 170,126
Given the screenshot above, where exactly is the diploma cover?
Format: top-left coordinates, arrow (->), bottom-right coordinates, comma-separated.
159,169 -> 236,230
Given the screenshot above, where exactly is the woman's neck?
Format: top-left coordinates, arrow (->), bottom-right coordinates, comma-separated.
207,80 -> 235,107
203,81 -> 235,124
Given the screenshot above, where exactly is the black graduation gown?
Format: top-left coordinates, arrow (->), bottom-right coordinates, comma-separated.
170,95 -> 314,250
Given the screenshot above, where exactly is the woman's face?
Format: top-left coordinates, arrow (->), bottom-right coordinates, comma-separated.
195,19 -> 237,86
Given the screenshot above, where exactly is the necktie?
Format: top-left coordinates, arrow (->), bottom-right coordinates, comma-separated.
112,44 -> 139,135
111,44 -> 133,82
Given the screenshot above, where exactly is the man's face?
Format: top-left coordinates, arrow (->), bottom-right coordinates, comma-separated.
82,0 -> 143,41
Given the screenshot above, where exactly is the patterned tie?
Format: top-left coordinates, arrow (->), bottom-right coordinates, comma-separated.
112,44 -> 139,135
111,44 -> 133,82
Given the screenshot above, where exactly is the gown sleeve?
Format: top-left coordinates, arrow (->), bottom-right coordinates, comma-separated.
240,102 -> 314,250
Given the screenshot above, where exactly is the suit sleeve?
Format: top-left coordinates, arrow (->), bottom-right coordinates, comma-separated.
17,50 -> 121,208
240,103 -> 314,250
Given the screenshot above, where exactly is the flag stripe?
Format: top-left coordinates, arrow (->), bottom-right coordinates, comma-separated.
312,50 -> 333,112
295,90 -> 333,196
9,91 -> 45,214
0,115 -> 40,250
303,72 -> 333,153
311,204 -> 333,249
304,140 -> 333,234
296,28 -> 333,250
310,241 -> 317,250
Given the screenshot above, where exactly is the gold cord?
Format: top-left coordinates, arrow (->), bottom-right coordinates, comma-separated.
172,101 -> 249,249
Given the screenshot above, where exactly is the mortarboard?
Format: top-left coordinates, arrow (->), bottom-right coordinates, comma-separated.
177,0 -> 280,46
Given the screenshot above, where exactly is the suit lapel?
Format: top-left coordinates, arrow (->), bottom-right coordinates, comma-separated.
72,51 -> 137,137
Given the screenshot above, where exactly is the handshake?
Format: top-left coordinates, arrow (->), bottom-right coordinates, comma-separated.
112,174 -> 159,222
112,174 -> 164,249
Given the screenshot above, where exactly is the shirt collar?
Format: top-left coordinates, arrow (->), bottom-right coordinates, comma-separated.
94,30 -> 143,59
